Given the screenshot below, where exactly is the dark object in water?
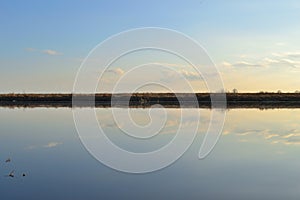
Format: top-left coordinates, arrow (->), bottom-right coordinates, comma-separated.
7,170 -> 14,178
5,158 -> 11,163
22,173 -> 26,177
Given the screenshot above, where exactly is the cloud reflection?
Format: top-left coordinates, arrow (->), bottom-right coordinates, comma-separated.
26,142 -> 63,150
230,128 -> 300,145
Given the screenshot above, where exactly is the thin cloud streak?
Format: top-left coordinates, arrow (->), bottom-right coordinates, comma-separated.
25,142 -> 63,150
222,51 -> 300,69
25,48 -> 62,56
42,49 -> 62,56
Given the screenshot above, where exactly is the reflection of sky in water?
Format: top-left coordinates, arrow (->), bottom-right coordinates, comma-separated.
1,108 -> 300,199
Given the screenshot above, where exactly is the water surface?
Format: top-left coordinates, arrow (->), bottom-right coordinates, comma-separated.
1,108 -> 300,200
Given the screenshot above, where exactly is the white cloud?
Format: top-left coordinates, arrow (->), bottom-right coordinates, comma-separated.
103,63 -> 202,84
223,51 -> 300,69
222,61 -> 265,68
43,142 -> 63,148
26,142 -> 63,150
222,62 -> 232,67
106,68 -> 125,76
233,128 -> 300,145
233,61 -> 264,68
274,52 -> 300,58
42,49 -> 62,56
177,69 -> 200,80
280,59 -> 300,68
161,68 -> 201,81
263,57 -> 278,63
282,133 -> 300,139
151,62 -> 184,68
262,57 -> 300,68
25,47 -> 62,56
236,129 -> 263,136
151,62 -> 201,81
265,134 -> 280,139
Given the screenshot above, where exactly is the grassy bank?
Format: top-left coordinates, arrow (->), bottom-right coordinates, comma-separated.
0,93 -> 300,109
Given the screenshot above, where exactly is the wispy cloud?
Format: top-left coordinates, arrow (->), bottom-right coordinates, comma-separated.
222,61 -> 265,68
25,142 -> 63,150
228,61 -> 264,68
43,142 -> 63,148
179,69 -> 200,80
151,62 -> 185,68
106,68 -> 125,76
42,49 -> 62,56
281,133 -> 300,138
274,52 -> 300,59
222,51 -> 300,69
235,129 -> 263,136
104,63 -> 203,83
25,47 -> 62,56
152,62 -> 205,82
162,68 -> 200,81
234,128 -> 300,145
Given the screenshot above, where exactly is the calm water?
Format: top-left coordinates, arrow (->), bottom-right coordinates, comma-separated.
1,108 -> 300,200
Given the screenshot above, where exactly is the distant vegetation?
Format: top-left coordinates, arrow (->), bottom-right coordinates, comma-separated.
0,92 -> 300,109
1,92 -> 300,101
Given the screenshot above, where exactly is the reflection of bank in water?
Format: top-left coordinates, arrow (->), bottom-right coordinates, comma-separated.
1,101 -> 300,109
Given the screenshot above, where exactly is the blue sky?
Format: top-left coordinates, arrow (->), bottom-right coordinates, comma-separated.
1,0 -> 300,92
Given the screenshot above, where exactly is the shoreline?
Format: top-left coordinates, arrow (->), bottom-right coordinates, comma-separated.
1,93 -> 300,109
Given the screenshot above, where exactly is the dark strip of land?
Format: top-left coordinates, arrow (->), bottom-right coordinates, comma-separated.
0,93 -> 300,109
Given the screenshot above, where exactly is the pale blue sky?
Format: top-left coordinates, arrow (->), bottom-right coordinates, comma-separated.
1,0 -> 300,92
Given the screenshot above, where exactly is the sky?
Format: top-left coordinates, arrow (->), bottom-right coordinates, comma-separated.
1,0 -> 300,93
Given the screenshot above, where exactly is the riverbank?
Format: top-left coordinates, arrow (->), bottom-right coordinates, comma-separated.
1,93 -> 300,109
